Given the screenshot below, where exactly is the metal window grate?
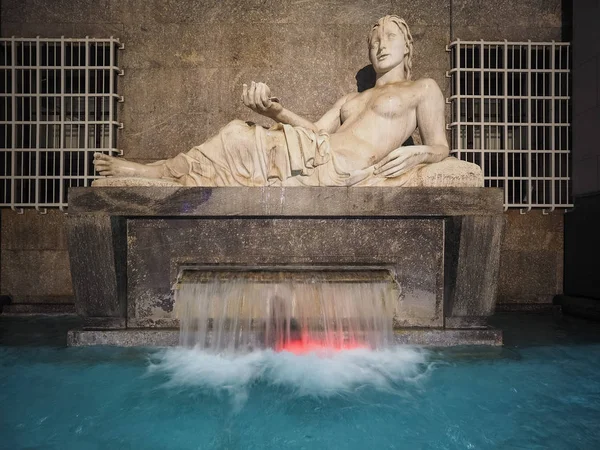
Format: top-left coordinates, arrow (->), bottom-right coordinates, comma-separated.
446,40 -> 571,211
0,37 -> 123,212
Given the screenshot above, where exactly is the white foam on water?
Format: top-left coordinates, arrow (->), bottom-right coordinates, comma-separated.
148,346 -> 433,410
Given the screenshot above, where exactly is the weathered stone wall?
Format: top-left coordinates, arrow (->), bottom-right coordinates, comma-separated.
0,0 -> 566,308
0,210 -> 73,304
450,0 -> 564,41
498,210 -> 564,305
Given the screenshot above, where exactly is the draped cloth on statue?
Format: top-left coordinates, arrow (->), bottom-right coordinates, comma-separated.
149,122 -> 483,187
158,123 -> 354,187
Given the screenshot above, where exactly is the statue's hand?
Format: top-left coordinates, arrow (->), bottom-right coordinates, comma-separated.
242,81 -> 282,117
374,147 -> 428,178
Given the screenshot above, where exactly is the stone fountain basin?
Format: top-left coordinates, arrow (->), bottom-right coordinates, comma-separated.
66,186 -> 504,347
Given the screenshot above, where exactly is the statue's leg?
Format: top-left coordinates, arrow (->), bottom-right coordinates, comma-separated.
93,153 -> 166,179
94,120 -> 285,186
169,120 -> 286,186
92,120 -> 252,181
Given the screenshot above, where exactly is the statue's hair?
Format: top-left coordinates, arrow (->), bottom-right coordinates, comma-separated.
368,15 -> 413,80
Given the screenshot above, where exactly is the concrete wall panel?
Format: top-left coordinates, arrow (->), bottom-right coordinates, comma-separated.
1,210 -> 68,251
452,0 -> 562,41
1,250 -> 73,300
497,210 -> 564,304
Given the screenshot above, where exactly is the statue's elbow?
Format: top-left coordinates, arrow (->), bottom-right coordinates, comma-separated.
437,145 -> 450,160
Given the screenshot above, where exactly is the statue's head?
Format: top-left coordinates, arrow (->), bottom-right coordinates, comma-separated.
368,15 -> 413,80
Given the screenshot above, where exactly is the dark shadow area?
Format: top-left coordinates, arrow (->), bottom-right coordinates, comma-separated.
355,64 -> 376,92
561,0 -> 573,42
429,311 -> 600,362
0,315 -> 82,346
489,311 -> 600,349
564,194 -> 600,299
0,295 -> 12,314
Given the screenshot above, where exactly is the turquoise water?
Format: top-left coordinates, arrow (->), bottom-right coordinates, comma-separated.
1,314 -> 600,449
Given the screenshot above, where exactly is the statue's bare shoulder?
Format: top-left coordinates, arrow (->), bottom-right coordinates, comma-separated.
385,78 -> 442,99
363,78 -> 442,105
412,78 -> 444,103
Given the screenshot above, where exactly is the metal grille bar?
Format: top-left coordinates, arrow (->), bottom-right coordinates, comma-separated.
446,40 -> 572,211
0,36 -> 123,211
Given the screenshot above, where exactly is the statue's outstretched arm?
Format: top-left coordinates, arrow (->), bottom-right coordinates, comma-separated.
242,81 -> 349,133
374,78 -> 450,178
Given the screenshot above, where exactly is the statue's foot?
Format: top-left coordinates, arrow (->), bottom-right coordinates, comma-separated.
93,153 -> 163,179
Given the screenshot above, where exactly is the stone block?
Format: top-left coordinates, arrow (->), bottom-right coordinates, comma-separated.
0,23 -> 29,37
66,327 -> 502,347
4,0 -> 112,24
452,0 -> 562,30
1,23 -> 125,39
114,0 -> 395,26
393,328 -> 502,346
501,210 -> 563,252
1,209 -> 68,250
498,249 -> 562,303
0,250 -> 73,298
2,303 -> 75,314
70,23 -> 126,38
390,0 -> 450,28
1,295 -> 73,305
410,26 -> 451,71
127,218 -> 445,328
445,214 -> 504,318
67,328 -> 179,346
82,317 -> 126,329
451,0 -> 563,41
211,65 -> 347,123
119,67 -> 228,160
66,215 -> 126,318
120,23 -> 344,71
67,187 -> 503,216
119,65 -> 354,160
66,186 -> 504,343
0,0 -> 27,23
496,210 -> 564,304
452,26 -> 562,42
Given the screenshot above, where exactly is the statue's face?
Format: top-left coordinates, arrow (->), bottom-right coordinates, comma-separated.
369,20 -> 407,74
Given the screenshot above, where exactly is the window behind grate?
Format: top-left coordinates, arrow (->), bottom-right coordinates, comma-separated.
446,40 -> 571,211
0,37 -> 123,211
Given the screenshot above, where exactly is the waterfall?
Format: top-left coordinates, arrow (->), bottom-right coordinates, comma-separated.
175,269 -> 398,353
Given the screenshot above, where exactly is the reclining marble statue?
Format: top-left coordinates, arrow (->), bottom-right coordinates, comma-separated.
93,15 -> 482,187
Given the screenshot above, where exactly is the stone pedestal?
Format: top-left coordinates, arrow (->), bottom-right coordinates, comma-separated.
66,187 -> 504,346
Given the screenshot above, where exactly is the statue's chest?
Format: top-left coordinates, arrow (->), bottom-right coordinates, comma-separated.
369,92 -> 411,118
340,89 -> 413,123
340,95 -> 370,122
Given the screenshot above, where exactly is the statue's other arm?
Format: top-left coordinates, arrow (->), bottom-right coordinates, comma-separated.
374,78 -> 450,177
242,81 -> 349,134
